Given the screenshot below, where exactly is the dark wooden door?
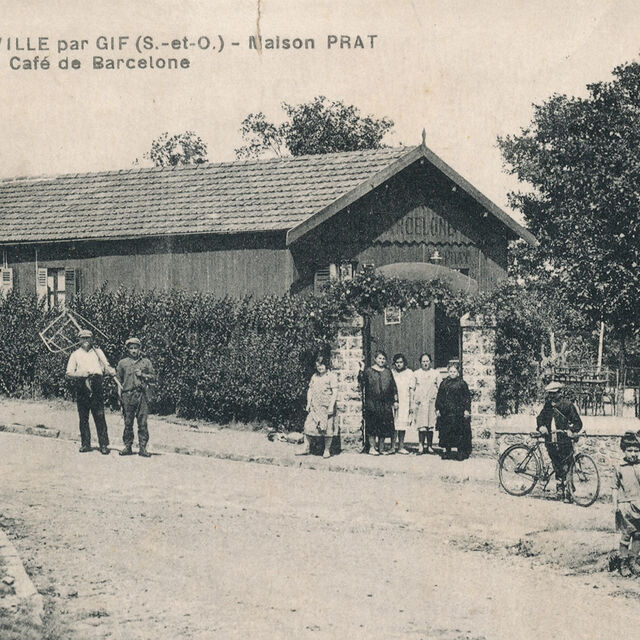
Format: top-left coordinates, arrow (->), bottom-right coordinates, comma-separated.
434,306 -> 461,369
368,306 -> 435,371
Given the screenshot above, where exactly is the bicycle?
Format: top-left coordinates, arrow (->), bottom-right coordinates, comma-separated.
498,431 -> 600,507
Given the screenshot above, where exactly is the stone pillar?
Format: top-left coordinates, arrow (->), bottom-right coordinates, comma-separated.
330,315 -> 364,448
460,313 -> 497,454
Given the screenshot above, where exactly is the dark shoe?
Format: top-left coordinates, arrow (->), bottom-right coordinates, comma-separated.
138,446 -> 151,458
119,446 -> 134,456
619,557 -> 633,577
79,445 -> 92,453
99,446 -> 110,455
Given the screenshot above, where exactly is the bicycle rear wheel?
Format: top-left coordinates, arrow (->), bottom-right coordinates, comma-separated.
567,453 -> 600,507
498,444 -> 540,496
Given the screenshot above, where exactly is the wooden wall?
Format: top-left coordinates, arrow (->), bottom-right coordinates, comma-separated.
6,232 -> 295,299
289,160 -> 510,293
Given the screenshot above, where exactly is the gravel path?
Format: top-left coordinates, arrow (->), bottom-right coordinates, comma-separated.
1,430 -> 639,639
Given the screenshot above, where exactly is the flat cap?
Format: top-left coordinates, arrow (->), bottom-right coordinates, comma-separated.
544,381 -> 564,393
77,329 -> 93,339
621,431 -> 640,451
125,337 -> 141,346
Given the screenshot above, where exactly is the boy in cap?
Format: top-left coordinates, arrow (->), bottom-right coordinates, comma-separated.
116,337 -> 156,457
66,329 -> 117,455
536,381 -> 583,502
615,431 -> 640,575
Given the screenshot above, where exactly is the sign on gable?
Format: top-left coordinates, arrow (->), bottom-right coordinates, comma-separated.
375,205 -> 473,245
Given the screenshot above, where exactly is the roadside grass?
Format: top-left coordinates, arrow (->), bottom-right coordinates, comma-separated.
0,604 -> 41,640
455,522 -> 625,581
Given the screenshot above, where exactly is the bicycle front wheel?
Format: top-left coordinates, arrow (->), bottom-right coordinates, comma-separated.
568,453 -> 600,507
498,444 -> 541,496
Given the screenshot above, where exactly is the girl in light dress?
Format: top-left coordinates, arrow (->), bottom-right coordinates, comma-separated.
299,354 -> 338,458
413,353 -> 440,454
391,353 -> 416,454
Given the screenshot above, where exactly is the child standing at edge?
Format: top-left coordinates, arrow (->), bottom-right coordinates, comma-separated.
615,431 -> 640,575
298,354 -> 338,458
116,337 -> 156,458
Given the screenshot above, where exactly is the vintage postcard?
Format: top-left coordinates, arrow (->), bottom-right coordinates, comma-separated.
1,1 -> 639,638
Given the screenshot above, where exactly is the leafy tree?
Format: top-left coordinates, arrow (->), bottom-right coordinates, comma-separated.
497,61 -> 640,367
235,96 -> 394,158
145,131 -> 208,167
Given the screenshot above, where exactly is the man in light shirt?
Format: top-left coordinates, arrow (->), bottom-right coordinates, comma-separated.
66,329 -> 117,454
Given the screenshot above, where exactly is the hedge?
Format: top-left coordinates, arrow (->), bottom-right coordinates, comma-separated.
0,269 -> 590,424
0,288 -> 338,429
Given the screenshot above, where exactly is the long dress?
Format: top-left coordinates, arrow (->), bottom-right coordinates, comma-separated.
359,367 -> 397,438
413,368 -> 440,433
435,376 -> 472,456
392,368 -> 416,439
303,371 -> 338,437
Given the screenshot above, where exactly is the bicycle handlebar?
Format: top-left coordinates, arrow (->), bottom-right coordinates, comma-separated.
530,430 -> 582,440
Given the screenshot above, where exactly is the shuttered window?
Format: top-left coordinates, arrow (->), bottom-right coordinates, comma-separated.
313,263 -> 338,294
0,267 -> 13,296
37,266 -> 79,309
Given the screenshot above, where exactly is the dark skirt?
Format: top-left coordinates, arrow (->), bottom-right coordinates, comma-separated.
364,407 -> 395,438
438,414 -> 472,457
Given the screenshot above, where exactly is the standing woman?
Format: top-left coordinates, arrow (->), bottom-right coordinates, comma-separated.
359,351 -> 398,455
413,353 -> 440,454
391,353 -> 415,454
435,363 -> 472,460
299,354 -> 338,458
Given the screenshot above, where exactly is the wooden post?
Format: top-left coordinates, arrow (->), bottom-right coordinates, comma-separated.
597,322 -> 605,373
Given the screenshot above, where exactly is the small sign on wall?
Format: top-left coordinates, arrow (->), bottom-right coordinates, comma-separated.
384,306 -> 402,325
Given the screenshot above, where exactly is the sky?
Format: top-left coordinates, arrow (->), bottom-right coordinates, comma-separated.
1,0 -> 640,221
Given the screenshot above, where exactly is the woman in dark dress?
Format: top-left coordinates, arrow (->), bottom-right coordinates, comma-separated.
359,351 -> 398,455
435,363 -> 472,460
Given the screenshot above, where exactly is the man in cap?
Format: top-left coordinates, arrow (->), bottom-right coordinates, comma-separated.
66,329 -> 117,454
536,381 -> 583,502
116,337 -> 156,457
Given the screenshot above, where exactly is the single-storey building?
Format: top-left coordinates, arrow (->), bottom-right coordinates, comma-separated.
0,142 -> 535,368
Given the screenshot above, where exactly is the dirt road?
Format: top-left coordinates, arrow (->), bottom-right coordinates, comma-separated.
0,430 -> 638,639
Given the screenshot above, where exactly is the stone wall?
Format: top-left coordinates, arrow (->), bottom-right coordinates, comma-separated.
331,315 -> 364,447
460,313 -> 497,454
331,313 -> 501,453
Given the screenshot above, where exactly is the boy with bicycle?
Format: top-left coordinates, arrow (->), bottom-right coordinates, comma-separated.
615,431 -> 640,575
536,381 -> 583,502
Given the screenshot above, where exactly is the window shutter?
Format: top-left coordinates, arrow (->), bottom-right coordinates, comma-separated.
314,263 -> 338,294
0,267 -> 13,296
65,267 -> 78,304
36,267 -> 48,304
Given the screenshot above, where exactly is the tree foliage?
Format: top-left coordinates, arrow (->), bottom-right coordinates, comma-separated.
145,130 -> 208,167
235,96 -> 394,158
497,61 -> 640,348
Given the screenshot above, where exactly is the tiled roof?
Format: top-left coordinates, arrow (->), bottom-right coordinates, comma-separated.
0,147 -> 412,244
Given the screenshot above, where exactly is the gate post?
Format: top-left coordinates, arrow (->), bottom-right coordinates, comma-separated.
460,313 -> 497,454
331,314 -> 364,448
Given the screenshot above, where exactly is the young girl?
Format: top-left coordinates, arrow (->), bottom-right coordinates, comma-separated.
299,354 -> 338,458
391,353 -> 415,454
413,353 -> 439,454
